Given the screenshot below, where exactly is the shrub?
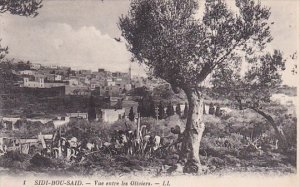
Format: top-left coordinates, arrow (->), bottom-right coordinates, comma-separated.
30,154 -> 54,168
0,151 -> 31,169
3,151 -> 28,162
203,114 -> 226,137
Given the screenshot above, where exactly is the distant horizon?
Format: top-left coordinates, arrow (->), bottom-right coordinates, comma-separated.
8,57 -> 147,76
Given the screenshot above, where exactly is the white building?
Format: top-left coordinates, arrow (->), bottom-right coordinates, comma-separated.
53,117 -> 70,129
125,84 -> 132,91
68,78 -> 79,86
54,74 -> 62,81
90,83 -> 100,90
102,109 -> 125,124
30,63 -> 41,70
84,77 -> 91,85
19,70 -> 36,76
50,65 -> 58,69
106,79 -> 116,86
23,77 -> 66,88
23,77 -> 45,88
66,113 -> 88,120
27,118 -> 52,124
1,117 -> 21,131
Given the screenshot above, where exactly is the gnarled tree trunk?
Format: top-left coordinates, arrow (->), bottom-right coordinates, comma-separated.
250,107 -> 289,150
181,89 -> 205,173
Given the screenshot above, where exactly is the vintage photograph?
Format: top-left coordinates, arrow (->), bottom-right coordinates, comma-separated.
0,0 -> 298,186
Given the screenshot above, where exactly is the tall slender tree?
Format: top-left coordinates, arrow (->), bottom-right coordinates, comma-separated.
129,107 -> 135,121
158,101 -> 165,119
120,0 -> 274,172
170,103 -> 175,116
208,103 -> 215,115
215,104 -> 221,117
137,102 -> 142,115
149,100 -> 156,118
176,103 -> 181,117
182,102 -> 188,119
166,102 -> 173,117
88,96 -> 96,121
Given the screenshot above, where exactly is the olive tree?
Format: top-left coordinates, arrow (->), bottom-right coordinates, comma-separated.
119,0 -> 273,173
0,0 -> 42,17
211,50 -> 289,149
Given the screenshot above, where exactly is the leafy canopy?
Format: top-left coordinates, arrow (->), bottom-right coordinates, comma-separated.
0,0 -> 42,17
212,49 -> 285,108
120,0 -> 272,92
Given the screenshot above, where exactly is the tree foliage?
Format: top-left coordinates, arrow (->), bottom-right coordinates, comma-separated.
0,41 -> 8,62
120,0 -> 272,92
176,103 -> 181,116
0,0 -> 42,17
208,103 -> 215,115
211,50 -> 288,149
120,0 -> 275,172
158,101 -> 165,119
149,100 -> 156,118
215,104 -> 221,117
166,102 -> 174,117
0,60 -> 22,94
88,96 -> 96,121
212,50 -> 285,110
129,107 -> 135,121
130,86 -> 148,97
183,102 -> 188,119
137,93 -> 155,117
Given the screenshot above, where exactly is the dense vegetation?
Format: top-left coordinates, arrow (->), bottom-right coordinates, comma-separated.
0,101 -> 296,176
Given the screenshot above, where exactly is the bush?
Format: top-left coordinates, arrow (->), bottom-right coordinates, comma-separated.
30,154 -> 55,168
3,151 -> 28,162
140,115 -> 185,139
203,114 -> 226,137
0,151 -> 31,169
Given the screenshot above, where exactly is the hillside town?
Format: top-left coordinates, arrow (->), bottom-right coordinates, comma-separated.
0,60 -> 171,119
0,60 -> 235,160
0,0 -> 298,182
16,62 -> 135,95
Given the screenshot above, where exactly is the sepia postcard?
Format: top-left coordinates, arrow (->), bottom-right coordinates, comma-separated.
0,0 -> 299,187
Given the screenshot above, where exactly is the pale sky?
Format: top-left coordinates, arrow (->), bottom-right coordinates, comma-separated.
0,0 -> 299,86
